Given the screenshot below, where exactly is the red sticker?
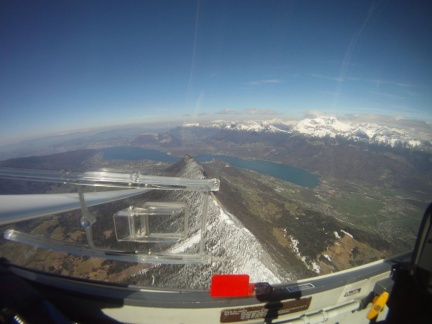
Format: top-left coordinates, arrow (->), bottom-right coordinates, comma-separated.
210,274 -> 252,297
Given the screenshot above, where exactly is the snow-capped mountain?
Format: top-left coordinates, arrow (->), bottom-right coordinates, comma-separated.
131,155 -> 292,289
185,120 -> 289,134
183,116 -> 431,149
293,116 -> 427,148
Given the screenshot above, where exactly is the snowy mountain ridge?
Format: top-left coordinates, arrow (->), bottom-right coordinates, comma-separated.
192,120 -> 289,134
293,116 -> 426,148
183,116 -> 431,149
134,155 -> 290,288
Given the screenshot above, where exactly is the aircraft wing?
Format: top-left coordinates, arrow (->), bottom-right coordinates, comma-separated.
0,189 -> 149,226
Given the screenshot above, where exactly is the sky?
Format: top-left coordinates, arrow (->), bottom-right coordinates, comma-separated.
1,0 -> 431,146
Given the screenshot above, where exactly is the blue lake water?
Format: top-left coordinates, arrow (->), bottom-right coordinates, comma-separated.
101,146 -> 320,187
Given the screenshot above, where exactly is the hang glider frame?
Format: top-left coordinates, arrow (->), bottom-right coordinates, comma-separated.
0,167 -> 220,265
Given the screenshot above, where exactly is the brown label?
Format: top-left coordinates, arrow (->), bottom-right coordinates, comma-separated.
220,297 -> 312,323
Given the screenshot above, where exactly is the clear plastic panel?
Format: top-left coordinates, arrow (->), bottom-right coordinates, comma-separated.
3,229 -> 216,265
113,202 -> 189,243
0,167 -> 220,191
0,167 -> 219,264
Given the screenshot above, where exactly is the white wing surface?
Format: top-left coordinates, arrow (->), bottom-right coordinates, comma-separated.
0,189 -> 149,226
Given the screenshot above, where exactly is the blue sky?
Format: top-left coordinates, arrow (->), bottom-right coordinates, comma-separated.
1,0 -> 431,145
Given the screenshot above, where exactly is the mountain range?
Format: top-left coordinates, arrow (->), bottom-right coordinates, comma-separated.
0,143 -> 427,289
183,116 -> 431,150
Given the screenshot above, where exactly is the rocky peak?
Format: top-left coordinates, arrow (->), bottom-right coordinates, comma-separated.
163,154 -> 205,179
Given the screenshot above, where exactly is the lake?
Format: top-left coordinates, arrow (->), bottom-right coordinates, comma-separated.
101,146 -> 320,187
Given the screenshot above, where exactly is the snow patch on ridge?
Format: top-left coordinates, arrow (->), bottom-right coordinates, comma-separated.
323,254 -> 332,262
288,235 -> 321,274
341,230 -> 354,239
206,199 -> 284,283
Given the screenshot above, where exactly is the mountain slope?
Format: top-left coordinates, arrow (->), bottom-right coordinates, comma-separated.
130,155 -> 292,288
